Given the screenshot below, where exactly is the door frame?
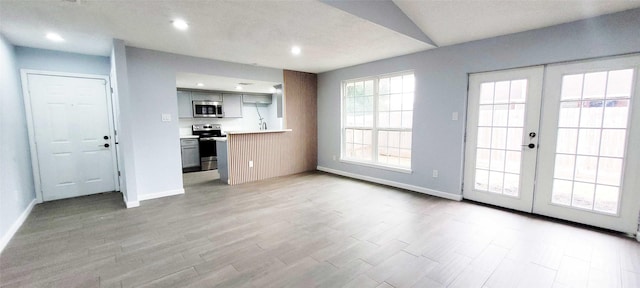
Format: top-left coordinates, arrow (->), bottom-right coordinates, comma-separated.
462,66 -> 545,213
20,69 -> 120,203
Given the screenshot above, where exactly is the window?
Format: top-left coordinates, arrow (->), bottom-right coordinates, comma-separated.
342,71 -> 414,170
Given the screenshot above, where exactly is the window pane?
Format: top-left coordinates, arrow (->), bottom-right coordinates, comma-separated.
379,95 -> 390,111
576,129 -> 600,156
389,111 -> 401,128
572,182 -> 595,210
556,128 -> 577,154
388,131 -> 400,148
401,111 -> 413,129
475,169 -> 489,191
346,83 -> 355,97
379,78 -> 389,94
390,76 -> 402,93
476,149 -> 490,169
583,72 -> 607,99
480,82 -> 495,104
364,80 -> 374,96
606,69 -> 633,98
507,104 -> 525,127
602,100 -> 629,128
490,150 -> 505,171
597,157 -> 622,186
579,103 -> 603,128
561,74 -> 583,100
600,129 -> 626,157
345,129 -> 353,143
504,151 -> 521,174
506,128 -> 523,151
355,81 -> 365,96
491,128 -> 507,149
492,105 -> 508,126
479,105 -> 493,126
402,93 -> 414,110
400,132 -> 412,149
594,185 -> 619,214
494,81 -> 510,103
559,101 -> 580,127
509,79 -> 527,103
575,156 -> 597,183
552,179 -> 573,205
353,129 -> 363,144
390,94 -> 402,110
504,173 -> 519,196
554,154 -> 575,180
378,112 -> 389,128
403,74 -> 415,93
489,171 -> 504,194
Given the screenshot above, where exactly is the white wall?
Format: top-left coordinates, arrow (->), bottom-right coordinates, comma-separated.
317,9 -> 640,197
0,35 -> 36,250
123,47 -> 283,199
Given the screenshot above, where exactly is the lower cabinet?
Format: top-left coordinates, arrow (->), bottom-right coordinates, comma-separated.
180,139 -> 200,170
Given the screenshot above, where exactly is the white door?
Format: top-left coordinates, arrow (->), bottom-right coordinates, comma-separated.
534,56 -> 640,234
465,55 -> 640,234
27,73 -> 117,201
464,66 -> 544,212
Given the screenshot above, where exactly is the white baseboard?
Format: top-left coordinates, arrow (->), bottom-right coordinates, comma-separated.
0,198 -> 36,253
122,192 -> 140,208
317,166 -> 462,201
138,188 -> 185,201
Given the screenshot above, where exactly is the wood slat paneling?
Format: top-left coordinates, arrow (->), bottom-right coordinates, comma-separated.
227,70 -> 317,184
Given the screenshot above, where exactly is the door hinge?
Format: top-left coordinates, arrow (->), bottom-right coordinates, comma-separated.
114,129 -> 117,135
461,183 -> 464,193
118,171 -> 121,176
110,87 -> 113,93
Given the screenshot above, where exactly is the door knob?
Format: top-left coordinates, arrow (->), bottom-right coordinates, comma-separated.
522,143 -> 535,149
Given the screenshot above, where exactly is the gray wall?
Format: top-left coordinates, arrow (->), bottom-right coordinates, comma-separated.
0,36 -> 36,244
16,46 -> 110,75
111,39 -> 138,204
317,9 -> 640,196
123,47 -> 283,198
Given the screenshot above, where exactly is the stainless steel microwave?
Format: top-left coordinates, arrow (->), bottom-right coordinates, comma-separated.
193,101 -> 223,118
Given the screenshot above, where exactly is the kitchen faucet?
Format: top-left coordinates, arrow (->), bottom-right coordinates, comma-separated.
255,103 -> 267,130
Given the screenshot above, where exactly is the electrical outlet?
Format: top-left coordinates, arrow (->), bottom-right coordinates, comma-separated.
432,170 -> 439,178
452,112 -> 459,121
249,160 -> 253,168
332,155 -> 337,161
161,113 -> 171,122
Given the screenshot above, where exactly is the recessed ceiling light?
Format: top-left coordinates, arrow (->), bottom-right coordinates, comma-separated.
46,33 -> 64,42
196,83 -> 204,87
235,85 -> 243,91
172,19 -> 189,30
291,46 -> 301,55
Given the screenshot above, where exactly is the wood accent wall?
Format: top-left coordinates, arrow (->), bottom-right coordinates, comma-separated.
227,70 -> 317,185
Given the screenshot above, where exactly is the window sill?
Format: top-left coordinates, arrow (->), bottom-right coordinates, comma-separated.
339,159 -> 413,174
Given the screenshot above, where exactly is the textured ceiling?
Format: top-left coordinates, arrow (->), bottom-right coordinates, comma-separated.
1,0 -> 639,73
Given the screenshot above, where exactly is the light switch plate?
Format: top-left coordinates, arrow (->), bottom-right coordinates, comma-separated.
161,113 -> 172,122
452,112 -> 459,121
432,170 -> 439,178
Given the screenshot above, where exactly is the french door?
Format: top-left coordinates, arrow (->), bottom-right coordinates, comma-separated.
464,55 -> 640,234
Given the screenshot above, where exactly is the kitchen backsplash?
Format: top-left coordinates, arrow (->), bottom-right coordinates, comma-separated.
179,102 -> 281,135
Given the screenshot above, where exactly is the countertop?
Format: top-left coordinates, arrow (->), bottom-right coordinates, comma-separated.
225,129 -> 292,135
179,135 -> 199,139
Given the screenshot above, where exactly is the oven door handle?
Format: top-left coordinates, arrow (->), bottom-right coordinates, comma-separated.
199,137 -> 216,141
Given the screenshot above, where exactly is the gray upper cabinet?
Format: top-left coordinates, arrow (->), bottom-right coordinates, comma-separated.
223,93 -> 243,118
243,94 -> 272,104
191,91 -> 222,102
177,90 -> 193,118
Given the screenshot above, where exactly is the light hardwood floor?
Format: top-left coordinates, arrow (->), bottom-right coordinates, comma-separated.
1,171 -> 639,287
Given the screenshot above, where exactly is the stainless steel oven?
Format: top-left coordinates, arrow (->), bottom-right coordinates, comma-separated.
193,100 -> 223,118
192,124 -> 225,171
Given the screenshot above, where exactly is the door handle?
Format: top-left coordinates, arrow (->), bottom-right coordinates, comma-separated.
522,143 -> 535,149
101,143 -> 110,148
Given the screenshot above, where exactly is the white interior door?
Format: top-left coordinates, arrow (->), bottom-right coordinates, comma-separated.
464,66 -> 544,212
534,55 -> 640,234
27,73 -> 117,201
